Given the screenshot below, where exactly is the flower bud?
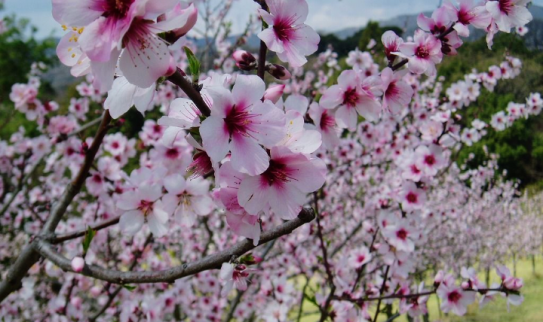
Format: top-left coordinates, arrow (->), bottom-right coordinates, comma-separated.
233,50 -> 257,71
265,64 -> 291,80
504,277 -> 523,291
71,257 -> 85,273
263,84 -> 285,104
434,270 -> 444,287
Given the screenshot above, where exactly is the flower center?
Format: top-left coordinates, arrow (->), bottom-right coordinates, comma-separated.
320,110 -> 336,131
415,46 -> 430,59
273,20 -> 292,42
396,228 -> 408,240
498,0 -> 513,15
139,200 -> 154,214
343,88 -> 360,107
424,155 -> 436,166
406,192 -> 418,203
448,290 -> 462,303
166,148 -> 180,159
262,160 -> 293,186
224,105 -> 257,137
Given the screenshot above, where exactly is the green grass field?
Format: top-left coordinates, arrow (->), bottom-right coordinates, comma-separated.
299,257 -> 543,322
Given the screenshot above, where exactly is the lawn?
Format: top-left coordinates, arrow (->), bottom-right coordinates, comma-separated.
299,257 -> 543,322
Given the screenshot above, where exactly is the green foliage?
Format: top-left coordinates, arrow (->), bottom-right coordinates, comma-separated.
82,226 -> 96,254
0,15 -> 56,103
317,22 -> 402,57
184,46 -> 200,83
449,33 -> 543,188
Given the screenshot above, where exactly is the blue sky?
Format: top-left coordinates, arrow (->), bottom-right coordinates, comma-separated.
3,0 -> 543,39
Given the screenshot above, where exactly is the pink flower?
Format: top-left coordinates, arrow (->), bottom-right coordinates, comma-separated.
486,0 -> 532,33
381,68 -> 414,114
320,70 -> 382,129
417,7 -> 455,36
238,146 -> 325,220
118,185 -> 169,237
158,98 -> 203,130
437,283 -> 475,315
258,0 -> 320,67
444,0 -> 492,37
382,30 -> 404,63
308,102 -> 340,149
220,263 -> 252,296
71,257 -> 85,272
383,218 -> 417,252
200,75 -> 286,176
415,144 -> 445,176
53,0 -> 194,91
398,30 -> 443,76
399,181 -> 426,211
348,246 -> 372,268
162,174 -> 213,227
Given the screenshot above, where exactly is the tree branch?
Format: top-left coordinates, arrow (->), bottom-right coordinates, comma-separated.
32,209 -> 315,285
52,215 -> 121,244
167,69 -> 211,117
0,112 -> 112,303
256,1 -> 268,80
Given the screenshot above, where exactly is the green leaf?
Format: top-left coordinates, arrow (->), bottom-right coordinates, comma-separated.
82,226 -> 96,254
239,253 -> 255,264
183,46 -> 200,83
303,293 -> 318,306
122,285 -> 137,292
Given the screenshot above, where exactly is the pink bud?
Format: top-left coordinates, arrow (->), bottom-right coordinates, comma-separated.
233,50 -> 256,71
265,64 -> 291,80
504,277 -> 523,291
71,257 -> 85,273
90,285 -> 102,297
70,296 -> 83,309
461,281 -> 470,290
263,84 -> 285,104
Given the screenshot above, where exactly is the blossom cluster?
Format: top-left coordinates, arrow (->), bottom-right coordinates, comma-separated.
0,0 -> 539,321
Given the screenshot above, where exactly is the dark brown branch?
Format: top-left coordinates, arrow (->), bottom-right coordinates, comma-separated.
0,112 -> 112,303
32,209 -> 315,285
167,69 -> 211,117
256,1 -> 269,80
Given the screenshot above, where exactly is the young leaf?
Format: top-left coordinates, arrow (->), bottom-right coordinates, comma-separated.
82,226 -> 96,254
122,285 -> 137,292
183,46 -> 200,83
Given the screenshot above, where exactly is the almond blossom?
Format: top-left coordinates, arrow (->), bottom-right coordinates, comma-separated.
258,0 -> 320,67
238,147 -> 325,219
200,75 -> 286,175
398,30 -> 443,76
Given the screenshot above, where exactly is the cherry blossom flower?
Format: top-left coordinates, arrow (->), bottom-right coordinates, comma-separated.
238,146 -> 325,219
200,75 -> 286,175
415,144 -> 446,176
348,246 -> 372,268
437,283 -> 475,315
383,218 -> 417,252
399,181 -> 427,211
381,68 -> 414,114
276,110 -> 322,154
308,102 -> 340,149
320,70 -> 382,129
398,30 -> 443,76
162,174 -> 213,226
444,0 -> 492,37
118,185 -> 169,237
486,0 -> 533,33
220,263 -> 252,295
258,0 -> 320,67
382,30 -> 404,63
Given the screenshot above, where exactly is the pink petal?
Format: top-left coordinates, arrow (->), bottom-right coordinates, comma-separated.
230,133 -> 269,176
335,105 -> 358,130
104,77 -> 137,119
320,85 -> 344,109
238,176 -> 270,215
232,75 -> 265,109
200,116 -> 230,163
119,210 -> 145,235
52,0 -> 102,26
119,34 -> 171,88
